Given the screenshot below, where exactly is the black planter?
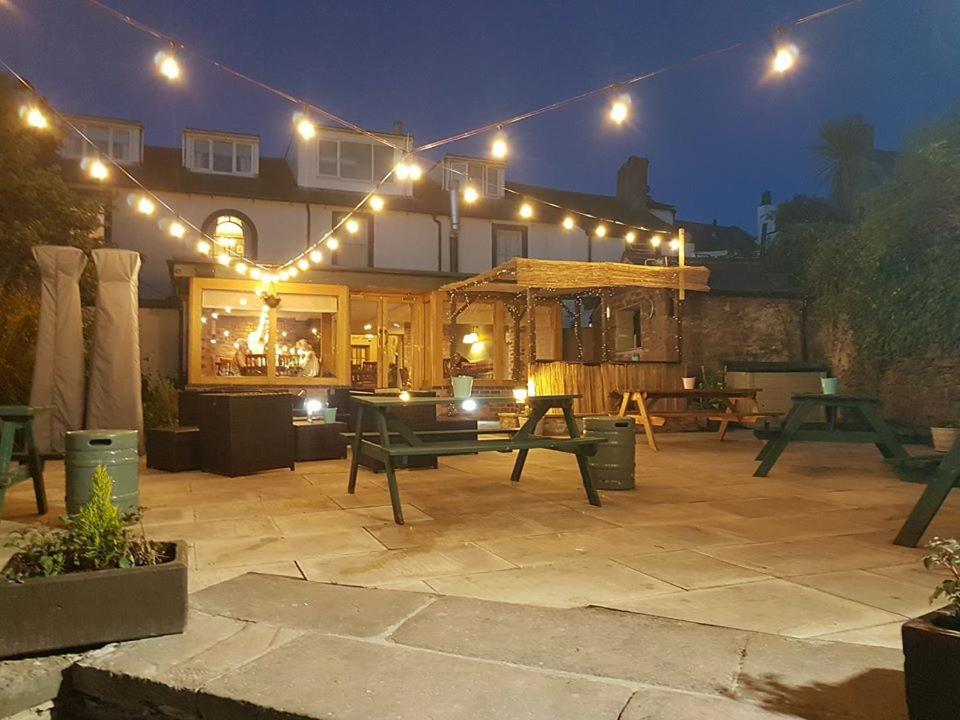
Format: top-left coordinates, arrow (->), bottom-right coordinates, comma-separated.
0,541 -> 188,659
902,608 -> 960,720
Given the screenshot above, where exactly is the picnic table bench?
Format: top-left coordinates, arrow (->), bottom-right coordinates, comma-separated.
753,393 -> 907,477
347,394 -> 603,524
890,437 -> 960,547
0,406 -> 50,516
617,388 -> 779,451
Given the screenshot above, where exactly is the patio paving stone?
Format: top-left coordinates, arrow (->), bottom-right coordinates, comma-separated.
790,569 -> 938,616
192,528 -> 383,568
189,572 -> 433,636
616,549 -> 772,589
619,687 -> 805,719
389,595 -> 750,694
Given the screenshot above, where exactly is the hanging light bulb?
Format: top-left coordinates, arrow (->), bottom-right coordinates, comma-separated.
772,44 -> 798,74
407,162 -> 423,181
309,249 -> 323,264
490,133 -> 508,159
20,105 -> 48,130
279,269 -> 290,281
86,158 -> 109,181
562,216 -> 575,231
345,218 -> 360,234
625,230 -> 636,244
595,224 -> 608,238
519,202 -> 534,220
609,94 -> 631,125
463,185 -> 479,204
154,51 -> 181,81
217,253 -> 231,266
327,237 -> 340,251
136,196 -> 155,215
235,262 -> 247,275
297,258 -> 310,271
650,234 -> 662,249
369,195 -> 385,212
250,267 -> 262,280
669,237 -> 680,252
287,266 -> 299,278
394,162 -> 410,181
196,239 -> 211,255
168,220 -> 186,239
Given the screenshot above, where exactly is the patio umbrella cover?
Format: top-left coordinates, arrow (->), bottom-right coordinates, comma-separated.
29,246 -> 88,454
85,249 -> 143,447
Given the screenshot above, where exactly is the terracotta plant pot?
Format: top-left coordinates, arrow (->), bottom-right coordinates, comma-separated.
902,608 -> 960,720
0,541 -> 188,659
681,377 -> 697,390
931,426 -> 960,453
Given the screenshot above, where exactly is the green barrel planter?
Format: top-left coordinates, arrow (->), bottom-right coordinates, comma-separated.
65,430 -> 140,515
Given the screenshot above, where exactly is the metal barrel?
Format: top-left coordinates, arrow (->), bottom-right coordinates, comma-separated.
64,430 -> 140,515
583,416 -> 636,490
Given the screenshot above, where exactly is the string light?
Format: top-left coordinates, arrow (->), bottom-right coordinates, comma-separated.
773,44 -> 799,73
519,202 -> 534,220
562,216 -> 575,230
168,220 -> 186,239
154,51 -> 181,81
490,133 -> 508,159
463,185 -> 479,204
595,224 -> 608,238
669,237 -> 680,252
85,158 -> 109,181
609,94 -> 631,125
309,249 -> 323,263
135,196 -> 155,215
394,162 -> 410,181
407,162 -> 422,181
287,266 -> 299,278
295,114 -> 316,140
369,195 -> 384,212
345,218 -> 359,234
196,239 -> 211,255
217,253 -> 231,266
650,235 -> 662,249
279,269 -> 290,281
625,230 -> 636,243
327,237 -> 340,250
297,258 -> 309,271
20,105 -> 48,129
234,262 -> 247,275
250,267 -> 262,280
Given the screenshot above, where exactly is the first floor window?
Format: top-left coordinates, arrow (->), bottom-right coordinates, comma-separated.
191,137 -> 256,175
492,224 -> 527,266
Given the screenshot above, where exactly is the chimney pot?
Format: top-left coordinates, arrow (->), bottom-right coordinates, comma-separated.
616,156 -> 650,211
393,120 -> 404,135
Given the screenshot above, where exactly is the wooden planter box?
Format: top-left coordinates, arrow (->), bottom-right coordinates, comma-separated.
902,608 -> 960,720
0,541 -> 188,659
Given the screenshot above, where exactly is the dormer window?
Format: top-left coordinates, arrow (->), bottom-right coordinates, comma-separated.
183,130 -> 258,176
443,157 -> 504,198
317,138 -> 396,183
61,115 -> 142,165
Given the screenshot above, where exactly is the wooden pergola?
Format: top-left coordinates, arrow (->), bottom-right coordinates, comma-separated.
439,258 -> 711,380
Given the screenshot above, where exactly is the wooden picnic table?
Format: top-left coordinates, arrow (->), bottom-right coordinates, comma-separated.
753,393 -> 907,477
617,388 -> 778,451
0,406 -> 50,516
347,394 -> 603,524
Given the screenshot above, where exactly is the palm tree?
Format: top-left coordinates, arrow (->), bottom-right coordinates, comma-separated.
814,114 -> 884,220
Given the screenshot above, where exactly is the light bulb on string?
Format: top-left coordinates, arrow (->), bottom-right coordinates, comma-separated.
463,185 -> 479,204
235,262 -> 247,275
297,258 -> 309,271
595,224 -> 608,238
609,93 -> 631,125
167,220 -> 186,239
562,216 -> 575,231
490,133 -> 508,159
279,270 -> 290,281
345,218 -> 359,234
394,162 -> 410,181
83,158 -> 109,181
669,237 -> 680,252
625,230 -> 636,244
519,202 -> 534,220
369,195 -> 384,212
136,196 -> 155,215
217,253 -> 231,266
287,266 -> 299,278
309,249 -> 323,264
154,51 -> 181,82
19,105 -> 48,130
196,239 -> 211,255
294,112 -> 316,140
772,43 -> 799,74
407,162 -> 422,181
650,234 -> 662,249
327,237 -> 340,251
250,267 -> 262,280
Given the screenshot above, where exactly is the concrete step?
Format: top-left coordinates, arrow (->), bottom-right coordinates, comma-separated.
58,573 -> 907,720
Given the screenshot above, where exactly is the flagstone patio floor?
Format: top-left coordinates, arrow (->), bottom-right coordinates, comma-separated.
3,429 -> 956,651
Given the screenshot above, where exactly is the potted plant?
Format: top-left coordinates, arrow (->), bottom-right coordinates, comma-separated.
930,421 -> 960,453
1,465 -> 186,659
901,537 -> 960,720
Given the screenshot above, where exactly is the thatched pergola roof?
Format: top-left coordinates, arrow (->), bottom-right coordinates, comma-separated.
439,258 -> 711,296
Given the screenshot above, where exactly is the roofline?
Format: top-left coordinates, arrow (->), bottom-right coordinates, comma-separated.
443,153 -> 507,168
183,127 -> 261,141
64,112 -> 143,129
313,124 -> 410,142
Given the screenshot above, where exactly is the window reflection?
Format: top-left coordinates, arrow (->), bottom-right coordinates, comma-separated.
447,303 -> 494,379
199,289 -> 266,377
275,292 -> 338,378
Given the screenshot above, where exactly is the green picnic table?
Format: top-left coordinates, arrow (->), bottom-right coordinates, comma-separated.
0,406 -> 50,516
347,394 -> 603,524
753,393 -> 907,477
890,437 -> 960,547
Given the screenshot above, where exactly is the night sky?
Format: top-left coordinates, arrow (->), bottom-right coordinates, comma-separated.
2,0 -> 959,231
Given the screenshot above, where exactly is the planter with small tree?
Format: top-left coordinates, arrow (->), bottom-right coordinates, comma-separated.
902,537 -> 960,720
1,465 -> 186,659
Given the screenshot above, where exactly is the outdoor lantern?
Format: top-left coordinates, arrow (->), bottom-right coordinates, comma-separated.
461,398 -> 477,412
462,331 -> 479,344
513,387 -> 528,404
399,390 -> 411,402
305,398 -> 323,420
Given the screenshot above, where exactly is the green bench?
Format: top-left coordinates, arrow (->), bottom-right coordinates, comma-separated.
346,394 -> 604,524
891,438 -> 960,547
0,406 -> 49,516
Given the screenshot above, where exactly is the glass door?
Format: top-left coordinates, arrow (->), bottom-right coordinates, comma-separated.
349,294 -> 421,389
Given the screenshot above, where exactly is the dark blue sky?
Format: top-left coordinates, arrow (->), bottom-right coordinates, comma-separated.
3,0 -> 959,230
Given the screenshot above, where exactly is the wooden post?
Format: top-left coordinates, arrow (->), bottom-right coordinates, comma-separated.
574,296 -> 583,361
599,291 -> 610,362
678,226 -> 686,301
526,288 -> 537,365
512,315 -> 522,382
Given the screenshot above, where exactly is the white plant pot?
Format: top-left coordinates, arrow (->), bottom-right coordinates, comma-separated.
931,426 -> 960,453
451,375 -> 474,399
682,377 -> 697,390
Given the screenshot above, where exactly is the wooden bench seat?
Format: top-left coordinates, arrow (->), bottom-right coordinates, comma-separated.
363,436 -> 602,458
649,411 -> 780,421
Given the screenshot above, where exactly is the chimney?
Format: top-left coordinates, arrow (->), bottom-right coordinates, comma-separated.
393,120 -> 404,135
616,156 -> 650,211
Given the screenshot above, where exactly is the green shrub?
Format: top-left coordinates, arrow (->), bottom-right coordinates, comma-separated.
924,537 -> 960,615
3,465 -> 164,582
142,374 -> 179,428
